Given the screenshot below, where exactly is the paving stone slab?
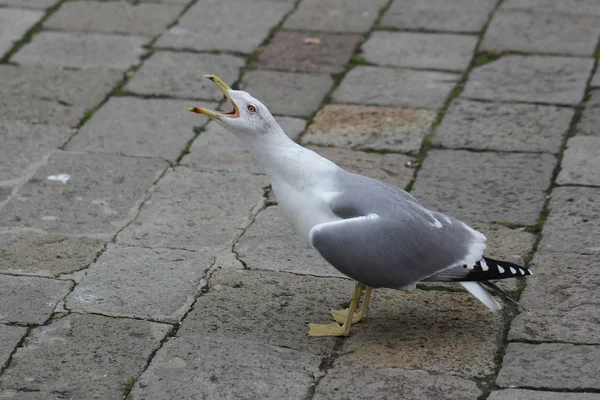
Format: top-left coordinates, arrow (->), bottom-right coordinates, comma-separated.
0,391 -> 67,400
303,104 -> 436,153
67,97 -> 214,160
0,151 -> 167,235
130,335 -> 321,400
501,0 -> 600,17
538,186 -> 600,255
432,99 -> 573,153
178,268 -> 353,355
0,275 -> 72,324
0,65 -> 121,127
592,71 -> 600,88
276,116 -> 306,140
557,136 -> 600,186
470,222 -> 536,267
497,343 -> 600,390
45,1 -> 184,36
284,0 -> 387,33
117,167 -> 267,250
240,70 -> 333,117
411,150 -> 556,225
0,0 -> 57,8
0,121 -> 74,184
577,89 -> 600,136
463,55 -> 593,105
0,324 -> 27,369
66,245 -> 213,322
0,313 -> 171,398
254,30 -> 361,74
489,389 -> 600,400
334,66 -> 459,110
362,31 -> 477,71
380,0 -> 497,33
156,0 -> 292,53
0,233 -> 104,277
125,51 -> 246,100
481,10 -> 600,56
509,252 -> 600,344
313,366 -> 482,400
13,31 -> 147,70
0,8 -> 43,58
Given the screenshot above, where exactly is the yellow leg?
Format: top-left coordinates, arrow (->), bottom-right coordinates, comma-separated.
330,285 -> 373,325
308,283 -> 362,337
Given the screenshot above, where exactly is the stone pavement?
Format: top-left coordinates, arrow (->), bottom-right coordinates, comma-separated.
0,0 -> 599,398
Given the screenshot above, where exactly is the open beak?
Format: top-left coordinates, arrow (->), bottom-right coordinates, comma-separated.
188,75 -> 240,119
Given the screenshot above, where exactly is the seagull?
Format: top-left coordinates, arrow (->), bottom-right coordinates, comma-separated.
189,75 -> 532,337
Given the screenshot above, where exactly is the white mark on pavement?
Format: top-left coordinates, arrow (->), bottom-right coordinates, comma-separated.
47,173 -> 71,184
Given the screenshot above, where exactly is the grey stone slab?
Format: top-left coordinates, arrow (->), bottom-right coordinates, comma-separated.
178,268 -> 354,355
557,136 -> 600,186
276,116 -> 306,140
509,252 -> 600,344
432,99 -> 573,153
125,51 -> 246,99
13,31 -> 147,70
0,8 -> 43,58
0,391 -> 67,400
471,222 -> 537,267
0,324 -> 27,368
497,343 -> 600,390
577,89 -> 600,136
117,167 -> 267,250
0,64 -> 121,127
156,0 -> 292,53
304,104 -> 436,153
66,245 -> 213,322
0,313 -> 171,398
284,0 -> 387,32
489,389 -> 600,400
592,71 -> 600,88
538,186 -> 600,255
381,0 -> 497,33
463,55 -> 594,105
130,335 -> 321,400
0,0 -> 57,8
0,275 -> 72,324
0,121 -> 74,184
45,1 -> 184,36
240,70 -> 333,117
362,31 -> 477,71
0,151 -> 167,235
314,366 -> 482,400
0,187 -> 11,204
411,150 -> 556,225
68,97 -> 214,160
0,233 -> 104,277
502,0 -> 600,17
334,66 -> 459,110
481,10 -> 600,56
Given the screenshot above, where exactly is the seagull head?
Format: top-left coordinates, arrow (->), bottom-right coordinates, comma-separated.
188,75 -> 278,137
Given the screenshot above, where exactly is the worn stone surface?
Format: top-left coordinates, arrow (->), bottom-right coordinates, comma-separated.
0,314 -> 171,398
117,167 -> 267,250
0,275 -> 72,324
592,71 -> 600,87
0,324 -> 27,368
472,223 -> 536,266
45,1 -> 184,36
489,389 -> 600,400
0,151 -> 166,235
497,343 -> 600,390
0,233 -> 104,277
0,8 -> 43,58
334,66 -> 459,109
0,121 -> 74,183
411,150 -> 556,225
284,0 -> 387,32
381,0 -> 497,33
432,99 -> 573,153
255,30 -> 360,74
313,366 -> 482,400
67,97 -> 214,160
0,391 -> 68,400
0,187 -> 11,204
156,0 -> 291,53
0,65 -> 121,127
577,89 -> 600,136
178,268 -> 353,355
303,104 -> 436,153
240,70 -> 332,117
538,186 -> 600,255
130,335 -> 321,400
362,31 -> 477,71
557,136 -> 600,186
0,0 -> 57,8
276,116 -> 306,140
463,55 -> 593,105
125,51 -> 246,100
502,0 -> 600,17
13,31 -> 147,70
509,252 -> 600,344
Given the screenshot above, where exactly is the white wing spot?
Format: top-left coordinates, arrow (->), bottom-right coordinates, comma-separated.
510,267 -> 517,274
519,268 -> 526,275
480,259 -> 489,271
498,266 -> 505,274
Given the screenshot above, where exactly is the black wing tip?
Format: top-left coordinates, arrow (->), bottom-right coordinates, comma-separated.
461,257 -> 532,281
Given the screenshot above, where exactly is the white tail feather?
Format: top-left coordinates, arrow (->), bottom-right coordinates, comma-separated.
460,281 -> 502,311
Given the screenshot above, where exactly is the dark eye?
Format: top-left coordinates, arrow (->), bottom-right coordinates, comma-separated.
247,104 -> 257,113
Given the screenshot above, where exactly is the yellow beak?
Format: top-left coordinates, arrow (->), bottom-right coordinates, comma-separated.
188,75 -> 239,119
